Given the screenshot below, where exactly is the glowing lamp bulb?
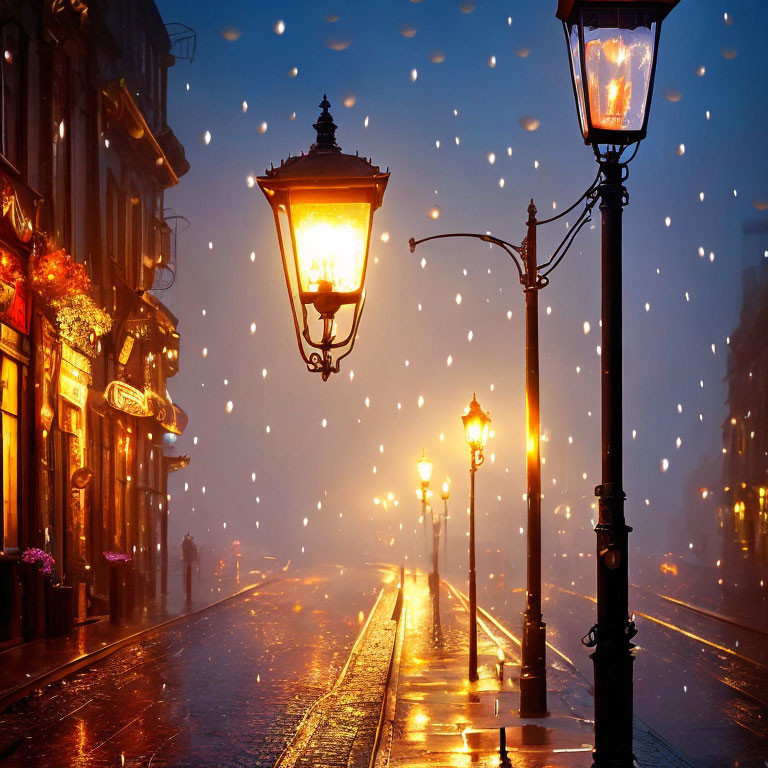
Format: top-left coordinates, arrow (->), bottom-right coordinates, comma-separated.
417,450 -> 433,484
462,394 -> 491,455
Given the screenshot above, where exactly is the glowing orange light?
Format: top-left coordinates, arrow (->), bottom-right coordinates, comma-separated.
417,450 -> 433,485
585,37 -> 640,130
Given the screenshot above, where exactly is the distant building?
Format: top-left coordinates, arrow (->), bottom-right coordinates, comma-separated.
721,220 -> 768,591
0,0 -> 191,647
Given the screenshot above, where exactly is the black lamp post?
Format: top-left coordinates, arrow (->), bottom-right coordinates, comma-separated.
519,202 -> 547,718
417,449 -> 433,565
556,1 -> 679,765
462,395 -> 491,683
430,496 -> 443,643
441,480 -> 450,565
257,96 -> 389,380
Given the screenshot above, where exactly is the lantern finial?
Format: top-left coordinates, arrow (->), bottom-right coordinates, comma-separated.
312,94 -> 339,152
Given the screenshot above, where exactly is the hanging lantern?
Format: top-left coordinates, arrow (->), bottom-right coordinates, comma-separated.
557,0 -> 680,145
258,96 -> 389,380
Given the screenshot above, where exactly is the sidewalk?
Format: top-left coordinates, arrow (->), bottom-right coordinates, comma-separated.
378,572 -> 698,768
0,568 -> 264,712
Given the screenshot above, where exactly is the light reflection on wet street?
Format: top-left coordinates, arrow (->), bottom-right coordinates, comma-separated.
0,567 -> 382,767
482,573 -> 768,768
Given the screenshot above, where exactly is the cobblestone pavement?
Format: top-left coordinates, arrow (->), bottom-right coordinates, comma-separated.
278,585 -> 400,768
0,571 -> 259,708
0,565 -> 387,768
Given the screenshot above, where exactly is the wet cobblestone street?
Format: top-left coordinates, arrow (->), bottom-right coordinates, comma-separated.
0,567 -> 383,768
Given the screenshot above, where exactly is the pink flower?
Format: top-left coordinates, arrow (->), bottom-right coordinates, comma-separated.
103,551 -> 132,563
22,547 -> 55,576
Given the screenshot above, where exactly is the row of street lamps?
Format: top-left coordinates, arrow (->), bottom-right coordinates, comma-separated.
257,2 -> 681,765
416,395 -> 491,671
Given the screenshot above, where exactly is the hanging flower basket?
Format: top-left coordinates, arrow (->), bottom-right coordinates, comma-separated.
29,244 -> 112,353
103,551 -> 132,564
29,246 -> 90,305
21,547 -> 56,577
54,292 -> 112,353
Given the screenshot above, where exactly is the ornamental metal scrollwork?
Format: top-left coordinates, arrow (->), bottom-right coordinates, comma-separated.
1,183 -> 34,243
307,350 -> 338,382
44,0 -> 88,41
152,398 -> 188,435
104,380 -> 150,417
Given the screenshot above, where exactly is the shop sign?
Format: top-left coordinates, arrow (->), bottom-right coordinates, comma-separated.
105,380 -> 151,417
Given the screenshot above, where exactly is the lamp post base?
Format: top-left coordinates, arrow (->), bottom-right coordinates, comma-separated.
519,616 -> 548,718
519,675 -> 548,718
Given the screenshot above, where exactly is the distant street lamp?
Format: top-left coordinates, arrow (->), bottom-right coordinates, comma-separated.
417,450 -> 433,562
412,201 -> 578,712
441,480 -> 450,564
557,1 -> 680,765
257,96 -> 389,380
462,395 -> 491,683
430,493 -> 443,643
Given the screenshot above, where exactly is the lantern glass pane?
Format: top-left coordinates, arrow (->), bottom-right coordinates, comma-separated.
465,418 -> 481,449
418,458 -> 433,484
582,10 -> 656,134
290,201 -> 371,294
276,204 -> 360,351
567,23 -> 587,138
481,421 -> 489,449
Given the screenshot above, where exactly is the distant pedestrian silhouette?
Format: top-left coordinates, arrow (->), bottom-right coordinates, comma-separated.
181,533 -> 198,605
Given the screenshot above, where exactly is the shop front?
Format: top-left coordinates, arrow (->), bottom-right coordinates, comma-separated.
56,342 -> 92,622
0,240 -> 33,647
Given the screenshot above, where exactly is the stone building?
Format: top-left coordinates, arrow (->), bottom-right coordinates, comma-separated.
0,0 -> 190,647
721,220 -> 768,595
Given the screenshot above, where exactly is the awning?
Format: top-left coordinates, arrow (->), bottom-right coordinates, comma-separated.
149,394 -> 188,435
166,454 -> 190,472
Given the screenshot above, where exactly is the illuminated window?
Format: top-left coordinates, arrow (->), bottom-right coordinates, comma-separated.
1,355 -> 18,548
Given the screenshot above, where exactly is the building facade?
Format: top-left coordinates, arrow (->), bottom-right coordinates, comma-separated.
0,0 -> 190,647
721,221 -> 768,596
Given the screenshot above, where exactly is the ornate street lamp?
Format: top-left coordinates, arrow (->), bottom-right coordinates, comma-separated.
257,96 -> 389,380
557,2 -> 680,766
462,395 -> 491,467
558,0 -> 680,146
462,395 -> 491,682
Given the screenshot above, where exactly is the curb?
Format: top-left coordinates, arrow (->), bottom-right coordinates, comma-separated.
274,573 -> 404,768
371,581 -> 407,768
0,577 -> 279,716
